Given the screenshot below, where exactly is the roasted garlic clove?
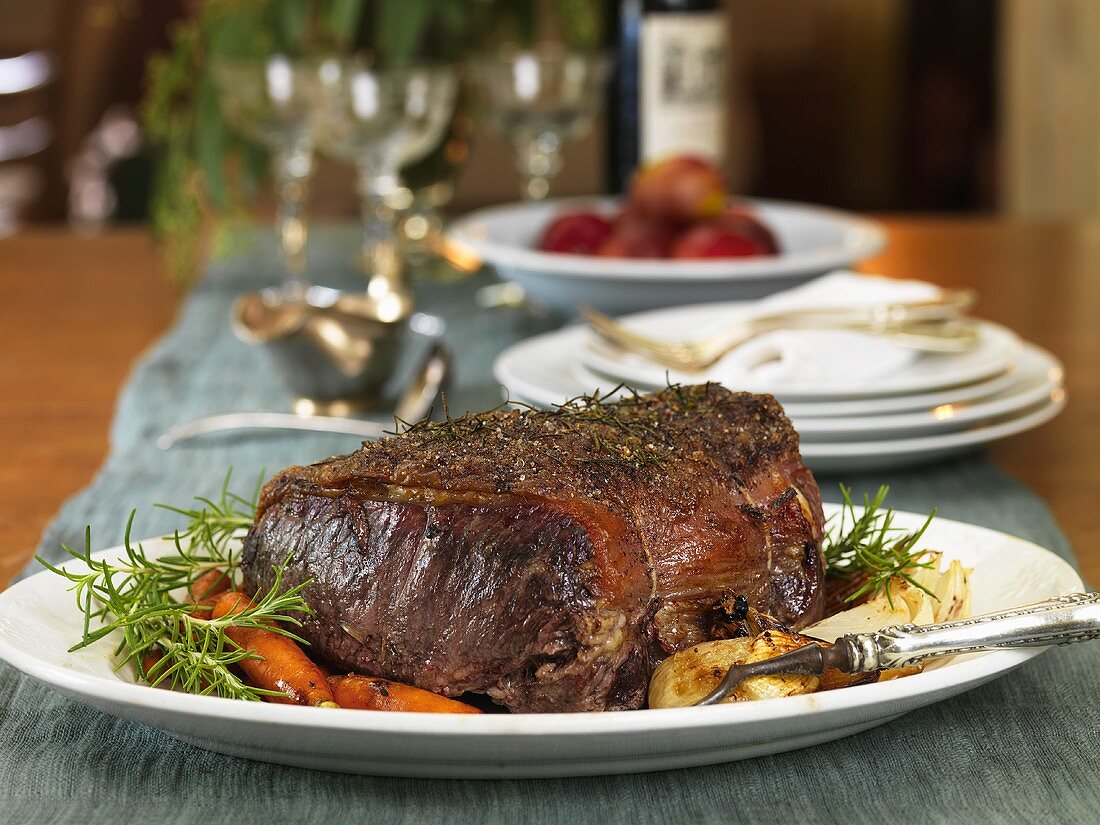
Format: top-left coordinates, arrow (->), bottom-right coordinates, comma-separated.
648,631 -> 819,708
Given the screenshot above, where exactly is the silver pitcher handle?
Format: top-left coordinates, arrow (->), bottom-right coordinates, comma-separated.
842,592 -> 1100,672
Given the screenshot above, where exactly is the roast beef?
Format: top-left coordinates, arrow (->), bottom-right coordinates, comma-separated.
242,385 -> 826,713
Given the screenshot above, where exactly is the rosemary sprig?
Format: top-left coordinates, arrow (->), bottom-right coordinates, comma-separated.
35,472 -> 312,701
823,484 -> 937,606
154,469 -> 260,564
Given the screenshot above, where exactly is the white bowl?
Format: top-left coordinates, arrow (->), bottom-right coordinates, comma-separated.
448,197 -> 887,314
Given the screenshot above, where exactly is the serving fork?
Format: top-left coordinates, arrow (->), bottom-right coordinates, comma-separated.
695,592 -> 1100,705
583,289 -> 979,373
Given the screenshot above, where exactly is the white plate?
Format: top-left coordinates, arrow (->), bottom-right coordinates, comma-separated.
580,304 -> 1022,399
494,323 -> 1038,414
504,384 -> 1065,475
800,393 -> 1065,473
794,346 -> 1063,441
577,360 -> 1027,419
494,330 -> 1065,474
0,507 -> 1082,778
448,198 -> 887,313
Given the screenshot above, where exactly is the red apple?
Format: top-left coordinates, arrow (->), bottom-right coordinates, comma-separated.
597,215 -> 675,258
629,155 -> 727,223
719,205 -> 780,254
539,211 -> 614,254
669,223 -> 768,259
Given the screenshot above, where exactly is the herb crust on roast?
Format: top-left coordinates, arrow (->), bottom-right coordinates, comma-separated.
242,385 -> 825,712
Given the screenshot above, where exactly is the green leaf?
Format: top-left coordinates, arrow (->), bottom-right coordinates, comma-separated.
273,0 -> 312,53
553,0 -> 605,52
322,0 -> 367,47
437,0 -> 466,36
193,72 -> 229,207
204,2 -> 275,59
376,0 -> 431,67
513,0 -> 537,47
238,141 -> 270,197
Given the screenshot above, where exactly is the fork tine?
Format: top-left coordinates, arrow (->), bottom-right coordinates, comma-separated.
581,307 -> 702,370
581,295 -> 981,375
694,643 -> 828,706
582,306 -> 687,355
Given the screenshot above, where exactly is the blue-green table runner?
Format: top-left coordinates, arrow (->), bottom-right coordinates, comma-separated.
3,232 -> 1097,823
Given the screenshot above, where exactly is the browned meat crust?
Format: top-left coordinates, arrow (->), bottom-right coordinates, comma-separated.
243,385 -> 825,712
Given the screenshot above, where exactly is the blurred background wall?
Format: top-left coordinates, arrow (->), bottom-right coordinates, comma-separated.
2,0 -> 1099,237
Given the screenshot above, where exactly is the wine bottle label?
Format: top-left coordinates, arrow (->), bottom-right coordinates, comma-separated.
639,11 -> 727,165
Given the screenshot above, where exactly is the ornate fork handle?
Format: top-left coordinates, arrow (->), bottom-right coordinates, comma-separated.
842,592 -> 1100,671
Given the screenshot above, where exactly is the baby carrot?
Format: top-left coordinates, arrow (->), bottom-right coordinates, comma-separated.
141,647 -> 165,679
188,568 -> 232,605
210,592 -> 335,707
328,674 -> 482,714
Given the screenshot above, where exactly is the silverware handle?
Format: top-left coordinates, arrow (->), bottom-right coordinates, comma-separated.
843,592 -> 1100,671
749,290 -> 974,327
156,413 -> 391,449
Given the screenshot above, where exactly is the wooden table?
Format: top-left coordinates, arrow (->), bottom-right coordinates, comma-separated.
1,221 -> 1097,587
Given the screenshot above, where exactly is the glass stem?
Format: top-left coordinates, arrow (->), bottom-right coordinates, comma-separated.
517,133 -> 563,201
357,168 -> 403,298
273,143 -> 313,295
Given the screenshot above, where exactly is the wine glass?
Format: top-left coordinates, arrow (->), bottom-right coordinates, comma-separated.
394,104 -> 478,280
212,55 -> 316,296
471,47 -> 610,200
312,60 -> 460,319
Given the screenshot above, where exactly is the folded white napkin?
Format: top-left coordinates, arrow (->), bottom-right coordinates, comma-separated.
701,271 -> 942,391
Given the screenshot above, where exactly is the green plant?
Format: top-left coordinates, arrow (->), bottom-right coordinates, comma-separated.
141,0 -> 605,282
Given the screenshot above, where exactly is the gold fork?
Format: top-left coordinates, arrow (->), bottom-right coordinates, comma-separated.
582,289 -> 979,373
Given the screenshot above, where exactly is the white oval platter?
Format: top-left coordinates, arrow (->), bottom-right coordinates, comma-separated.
0,506 -> 1082,778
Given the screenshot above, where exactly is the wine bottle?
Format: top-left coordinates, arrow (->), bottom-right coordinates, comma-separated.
607,0 -> 728,193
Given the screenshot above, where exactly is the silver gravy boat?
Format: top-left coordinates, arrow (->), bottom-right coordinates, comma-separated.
231,284 -> 415,416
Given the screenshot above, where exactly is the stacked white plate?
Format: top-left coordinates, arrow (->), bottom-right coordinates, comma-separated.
492,291 -> 1066,474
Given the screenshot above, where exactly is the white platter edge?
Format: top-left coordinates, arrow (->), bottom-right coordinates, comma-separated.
0,507 -> 1083,778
